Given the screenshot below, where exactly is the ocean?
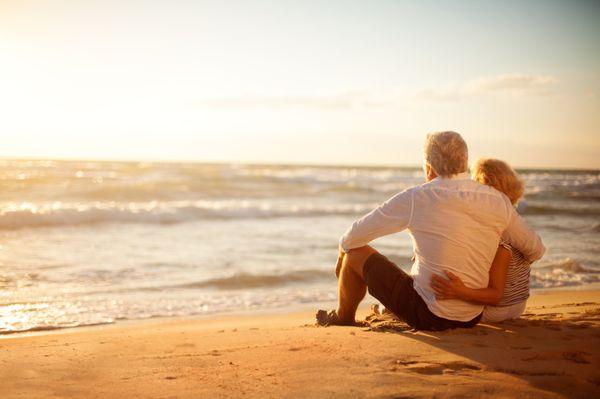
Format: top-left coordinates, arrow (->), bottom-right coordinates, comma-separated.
1,160 -> 598,334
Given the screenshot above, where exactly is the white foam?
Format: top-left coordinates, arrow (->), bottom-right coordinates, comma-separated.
531,258 -> 600,288
0,200 -> 376,230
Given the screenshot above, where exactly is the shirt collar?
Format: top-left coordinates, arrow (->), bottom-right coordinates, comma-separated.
433,172 -> 471,182
449,172 -> 471,180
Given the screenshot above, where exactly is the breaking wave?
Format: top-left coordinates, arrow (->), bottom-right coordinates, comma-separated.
0,201 -> 375,230
521,203 -> 600,217
175,269 -> 333,290
531,258 -> 600,288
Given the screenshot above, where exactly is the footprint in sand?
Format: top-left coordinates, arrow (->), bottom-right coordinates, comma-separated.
522,350 -> 591,364
568,323 -> 592,330
176,343 -> 196,348
522,353 -> 551,362
545,324 -> 563,331
405,361 -> 481,375
392,359 -> 419,366
288,347 -> 304,351
587,376 -> 600,387
539,312 -> 564,319
562,350 -> 591,364
494,367 -> 564,377
510,345 -> 532,350
388,359 -> 420,371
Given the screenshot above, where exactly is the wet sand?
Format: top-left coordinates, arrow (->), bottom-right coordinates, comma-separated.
1,290 -> 599,398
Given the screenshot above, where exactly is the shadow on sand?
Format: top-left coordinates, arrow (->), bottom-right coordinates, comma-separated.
361,302 -> 600,397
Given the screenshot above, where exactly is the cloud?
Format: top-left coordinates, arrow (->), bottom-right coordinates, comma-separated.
468,74 -> 558,95
196,73 -> 559,110
415,73 -> 558,101
196,90 -> 401,110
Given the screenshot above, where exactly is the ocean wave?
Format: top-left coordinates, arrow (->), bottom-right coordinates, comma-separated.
521,203 -> 600,217
2,198 -> 597,231
525,189 -> 600,202
175,269 -> 334,290
530,259 -> 600,288
0,287 -> 338,335
0,321 -> 115,335
0,201 -> 375,230
86,269 -> 335,294
535,258 -> 595,274
2,161 -> 598,209
534,222 -> 600,233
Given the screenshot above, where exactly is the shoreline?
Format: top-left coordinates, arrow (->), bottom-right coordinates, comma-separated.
4,284 -> 600,339
2,289 -> 599,398
0,298 -> 340,339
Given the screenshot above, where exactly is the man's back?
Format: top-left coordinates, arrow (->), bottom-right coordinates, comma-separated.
409,173 -> 513,321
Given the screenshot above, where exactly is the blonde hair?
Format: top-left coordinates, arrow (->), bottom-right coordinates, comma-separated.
472,158 -> 524,204
424,131 -> 468,177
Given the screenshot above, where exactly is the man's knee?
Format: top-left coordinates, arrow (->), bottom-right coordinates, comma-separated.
347,245 -> 377,258
346,246 -> 377,277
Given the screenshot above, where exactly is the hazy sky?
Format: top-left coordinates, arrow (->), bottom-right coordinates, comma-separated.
1,0 -> 599,168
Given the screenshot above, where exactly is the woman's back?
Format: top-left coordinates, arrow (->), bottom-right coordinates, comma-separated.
482,243 -> 531,322
497,243 -> 531,306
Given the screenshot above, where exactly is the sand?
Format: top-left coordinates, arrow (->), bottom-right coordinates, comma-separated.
1,289 -> 599,398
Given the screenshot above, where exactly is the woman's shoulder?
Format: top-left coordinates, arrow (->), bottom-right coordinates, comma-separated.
499,240 -> 513,252
499,240 -> 530,265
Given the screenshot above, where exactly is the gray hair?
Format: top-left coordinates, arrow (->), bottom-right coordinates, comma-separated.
423,131 -> 468,177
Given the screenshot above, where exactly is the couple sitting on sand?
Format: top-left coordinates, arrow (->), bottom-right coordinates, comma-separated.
318,131 -> 545,331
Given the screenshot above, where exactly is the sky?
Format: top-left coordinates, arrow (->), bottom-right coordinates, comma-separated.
0,0 -> 599,168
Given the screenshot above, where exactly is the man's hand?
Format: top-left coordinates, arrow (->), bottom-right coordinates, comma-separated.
430,271 -> 467,300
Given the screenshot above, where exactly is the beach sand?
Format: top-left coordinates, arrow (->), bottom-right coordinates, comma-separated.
1,290 -> 599,398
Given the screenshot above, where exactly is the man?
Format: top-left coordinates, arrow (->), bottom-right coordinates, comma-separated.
318,131 -> 545,331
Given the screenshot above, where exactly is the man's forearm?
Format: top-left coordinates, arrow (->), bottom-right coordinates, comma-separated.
503,212 -> 546,263
339,189 -> 413,253
339,226 -> 369,253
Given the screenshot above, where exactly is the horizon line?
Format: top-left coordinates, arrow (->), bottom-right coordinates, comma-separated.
0,155 -> 598,173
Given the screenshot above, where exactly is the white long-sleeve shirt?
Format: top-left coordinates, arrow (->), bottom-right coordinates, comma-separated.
339,172 -> 545,322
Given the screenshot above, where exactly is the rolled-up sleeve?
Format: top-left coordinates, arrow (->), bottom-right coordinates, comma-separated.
339,188 -> 414,252
502,209 -> 546,263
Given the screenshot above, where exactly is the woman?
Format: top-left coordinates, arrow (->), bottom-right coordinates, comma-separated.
430,158 -> 531,322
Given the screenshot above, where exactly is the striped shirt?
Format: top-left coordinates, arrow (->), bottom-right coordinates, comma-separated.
496,242 -> 531,307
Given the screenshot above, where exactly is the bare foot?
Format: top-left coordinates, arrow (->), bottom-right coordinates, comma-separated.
316,310 -> 364,327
